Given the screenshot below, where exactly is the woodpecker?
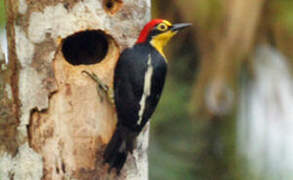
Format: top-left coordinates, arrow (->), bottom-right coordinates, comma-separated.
84,19 -> 191,174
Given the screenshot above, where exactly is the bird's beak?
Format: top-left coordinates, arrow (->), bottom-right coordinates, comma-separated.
171,23 -> 192,32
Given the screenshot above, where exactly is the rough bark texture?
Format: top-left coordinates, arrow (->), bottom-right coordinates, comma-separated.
0,0 -> 151,179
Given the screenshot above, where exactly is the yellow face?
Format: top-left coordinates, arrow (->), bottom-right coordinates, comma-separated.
150,20 -> 177,58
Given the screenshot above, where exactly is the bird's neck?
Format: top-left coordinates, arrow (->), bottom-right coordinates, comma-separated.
149,31 -> 177,59
150,38 -> 167,59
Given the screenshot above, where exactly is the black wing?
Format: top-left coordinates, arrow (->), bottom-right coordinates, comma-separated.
114,44 -> 167,131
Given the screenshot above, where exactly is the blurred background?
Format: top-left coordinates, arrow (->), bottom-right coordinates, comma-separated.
2,0 -> 293,179
150,0 -> 293,179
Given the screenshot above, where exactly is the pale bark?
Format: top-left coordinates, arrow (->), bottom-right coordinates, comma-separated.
0,0 -> 151,179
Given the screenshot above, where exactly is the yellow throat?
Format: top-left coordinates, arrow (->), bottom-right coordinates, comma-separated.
150,20 -> 177,59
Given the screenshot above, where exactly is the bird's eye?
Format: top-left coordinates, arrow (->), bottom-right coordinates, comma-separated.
157,23 -> 168,31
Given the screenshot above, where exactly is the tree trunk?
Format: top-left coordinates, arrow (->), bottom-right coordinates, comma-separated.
0,0 -> 150,179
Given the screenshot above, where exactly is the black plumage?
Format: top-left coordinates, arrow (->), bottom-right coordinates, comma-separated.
103,43 -> 167,174
102,19 -> 191,174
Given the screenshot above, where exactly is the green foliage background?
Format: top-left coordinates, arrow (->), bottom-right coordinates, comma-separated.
0,0 -> 4,27
150,0 -> 293,180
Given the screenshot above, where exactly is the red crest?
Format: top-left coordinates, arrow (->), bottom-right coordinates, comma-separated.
136,19 -> 164,44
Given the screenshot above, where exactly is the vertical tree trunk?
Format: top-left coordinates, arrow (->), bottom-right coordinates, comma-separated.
0,0 -> 150,179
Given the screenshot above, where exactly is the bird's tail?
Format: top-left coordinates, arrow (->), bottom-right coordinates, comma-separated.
103,125 -> 137,174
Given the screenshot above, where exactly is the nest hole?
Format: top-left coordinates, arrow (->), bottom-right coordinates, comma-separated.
62,30 -> 109,65
103,0 -> 123,15
106,1 -> 114,9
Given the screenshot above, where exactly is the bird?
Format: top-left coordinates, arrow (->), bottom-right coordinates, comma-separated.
83,19 -> 191,174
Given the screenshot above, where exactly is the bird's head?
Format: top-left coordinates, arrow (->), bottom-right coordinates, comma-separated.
136,19 -> 191,56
